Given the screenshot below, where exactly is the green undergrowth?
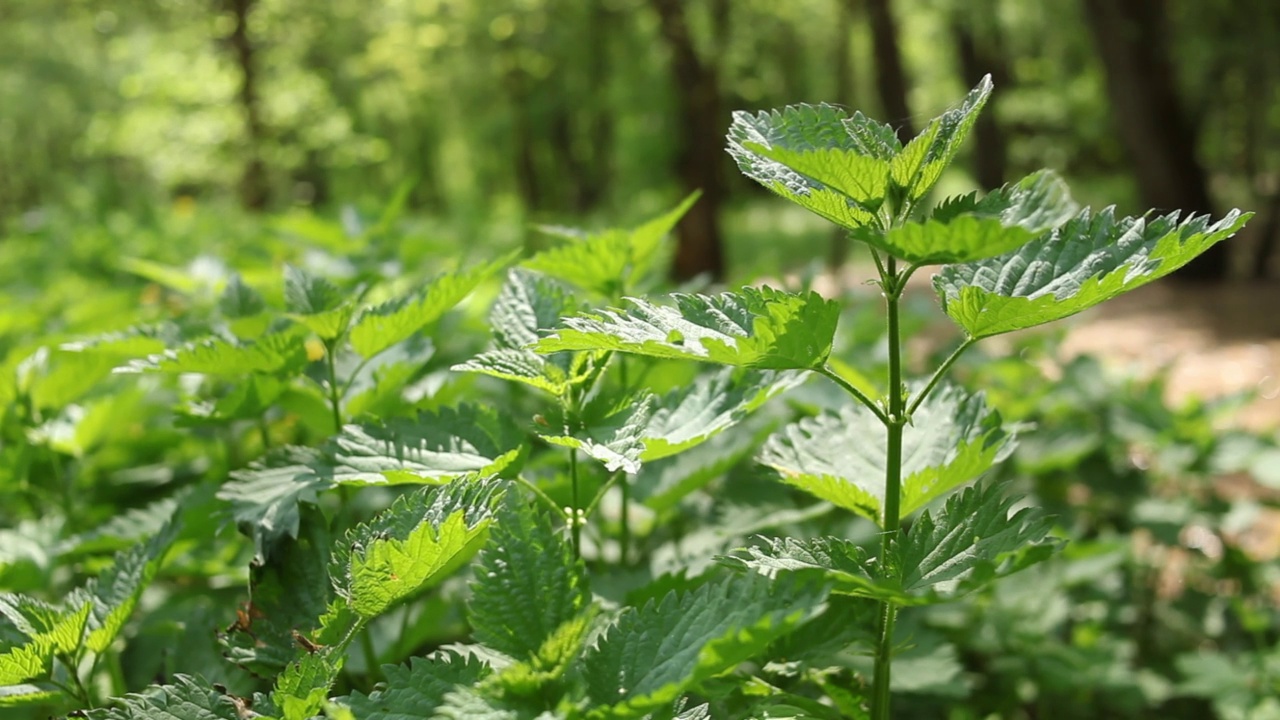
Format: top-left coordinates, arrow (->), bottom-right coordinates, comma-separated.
0,79 -> 1275,720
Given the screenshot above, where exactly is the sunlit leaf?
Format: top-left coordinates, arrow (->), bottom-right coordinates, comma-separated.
285,265 -> 355,341
890,75 -> 992,202
331,405 -> 526,485
642,367 -> 803,460
348,252 -> 516,360
535,287 -> 840,371
332,479 -> 504,618
935,207 -> 1252,339
853,170 -> 1076,265
728,103 -> 889,230
525,194 -> 698,296
119,328 -> 308,376
758,385 -> 1012,526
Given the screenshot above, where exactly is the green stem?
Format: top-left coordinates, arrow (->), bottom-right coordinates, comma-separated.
515,475 -> 569,521
905,338 -> 977,418
359,625 -> 381,686
817,365 -> 888,423
871,255 -> 906,720
584,469 -> 624,519
569,448 -> 582,559
617,356 -> 631,566
324,340 -> 343,434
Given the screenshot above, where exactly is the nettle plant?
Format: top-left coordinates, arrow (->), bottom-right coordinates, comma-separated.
531,75 -> 1250,717
0,77 -> 1253,720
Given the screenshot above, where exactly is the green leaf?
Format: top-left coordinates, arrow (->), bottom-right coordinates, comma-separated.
894,482 -> 1058,596
935,207 -> 1251,339
525,194 -> 699,296
452,348 -> 571,396
120,329 -> 308,376
0,682 -> 62,707
332,405 -> 526,485
728,103 -> 888,230
349,253 -> 515,359
642,367 -> 803,460
535,288 -> 840,371
332,479 -> 505,618
0,597 -> 91,684
541,393 -> 656,474
219,272 -> 266,318
75,675 -> 248,720
220,507 -> 333,674
71,518 -> 180,653
343,652 -> 491,720
726,484 -> 1059,605
218,446 -> 335,564
758,385 -> 1011,526
721,536 -> 888,602
581,572 -> 828,718
890,75 -> 992,202
285,265 -> 356,341
469,504 -> 590,662
489,269 -> 577,350
852,170 -> 1076,265
275,651 -> 344,720
27,327 -> 171,409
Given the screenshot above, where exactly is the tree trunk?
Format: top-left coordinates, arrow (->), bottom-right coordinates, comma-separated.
224,0 -> 268,210
951,7 -> 1009,190
863,0 -> 914,142
1081,0 -> 1225,280
650,0 -> 726,282
829,0 -> 857,269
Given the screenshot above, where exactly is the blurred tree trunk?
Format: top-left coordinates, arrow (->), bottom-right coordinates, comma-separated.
951,6 -> 1009,190
1081,0 -> 1225,280
650,0 -> 726,282
829,0 -> 857,269
863,0 -> 915,141
224,0 -> 268,210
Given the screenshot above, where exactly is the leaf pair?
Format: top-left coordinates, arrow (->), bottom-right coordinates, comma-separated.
728,76 -> 992,234
724,483 -> 1058,606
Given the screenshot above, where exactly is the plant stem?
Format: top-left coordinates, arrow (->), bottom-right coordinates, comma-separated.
906,338 -> 977,417
359,626 -> 381,686
569,448 -> 582,558
516,475 -> 570,521
871,255 -> 906,720
617,356 -> 631,565
324,340 -> 343,434
817,365 -> 888,423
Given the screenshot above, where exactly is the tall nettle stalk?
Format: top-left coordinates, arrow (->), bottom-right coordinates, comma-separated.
535,75 -> 1251,717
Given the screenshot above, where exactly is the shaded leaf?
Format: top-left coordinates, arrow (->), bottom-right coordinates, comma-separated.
581,572 -> 827,718
541,394 -> 656,474
469,504 -> 589,662
220,506 -> 333,674
343,652 -> 491,720
218,446 -> 335,564
285,265 -> 355,341
74,675 -> 245,720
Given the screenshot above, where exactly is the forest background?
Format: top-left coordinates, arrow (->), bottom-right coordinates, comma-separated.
4,0 -> 1279,283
